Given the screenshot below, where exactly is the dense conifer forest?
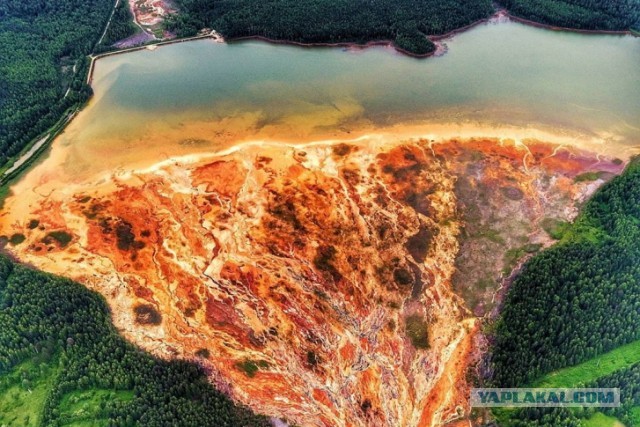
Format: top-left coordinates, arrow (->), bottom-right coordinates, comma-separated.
492,362 -> 640,426
499,0 -> 640,31
166,0 -> 496,54
97,0 -> 139,50
492,158 -> 640,387
0,0 -> 122,169
168,0 -> 640,56
491,159 -> 640,425
0,255 -> 269,426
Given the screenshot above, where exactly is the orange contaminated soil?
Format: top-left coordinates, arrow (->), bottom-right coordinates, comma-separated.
132,0 -> 173,26
0,136 -> 625,426
418,319 -> 477,427
129,0 -> 175,37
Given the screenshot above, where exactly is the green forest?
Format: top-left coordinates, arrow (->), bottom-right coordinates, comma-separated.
0,0 -> 136,172
168,0 -> 640,57
499,0 -> 640,31
97,0 -> 139,51
0,255 -> 269,426
166,0 -> 496,55
493,158 -> 640,387
492,363 -> 640,427
491,158 -> 640,426
0,0 -> 107,169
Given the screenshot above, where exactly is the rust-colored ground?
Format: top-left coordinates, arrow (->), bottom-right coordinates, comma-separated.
128,0 -> 175,38
0,137 -> 624,426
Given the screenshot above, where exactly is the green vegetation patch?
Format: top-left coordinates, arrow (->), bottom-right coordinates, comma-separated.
44,231 -> 73,247
0,359 -> 59,427
236,360 -> 270,378
540,217 -> 570,240
0,255 -> 269,426
58,389 -> 134,426
473,227 -> 506,245
405,315 -> 429,349
630,407 -> 640,426
9,233 -> 26,246
534,339 -> 640,387
502,244 -> 540,275
582,412 -> 624,427
575,171 -> 604,182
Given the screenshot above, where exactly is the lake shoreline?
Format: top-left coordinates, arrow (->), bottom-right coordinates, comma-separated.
11,14 -> 637,203
13,6 -> 634,192
226,35 -> 437,58
213,10 -> 632,60
222,10 -> 504,58
505,13 -> 632,36
85,12 -> 636,91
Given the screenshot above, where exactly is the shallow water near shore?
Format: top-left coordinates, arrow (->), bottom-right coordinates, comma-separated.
11,19 -> 640,186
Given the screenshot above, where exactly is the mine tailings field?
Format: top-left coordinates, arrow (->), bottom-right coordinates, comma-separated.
1,17 -> 639,427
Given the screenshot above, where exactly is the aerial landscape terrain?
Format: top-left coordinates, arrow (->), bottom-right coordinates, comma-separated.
0,0 -> 639,426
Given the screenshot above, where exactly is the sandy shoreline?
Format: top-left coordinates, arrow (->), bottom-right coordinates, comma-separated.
128,126 -> 631,184
9,119 -> 632,200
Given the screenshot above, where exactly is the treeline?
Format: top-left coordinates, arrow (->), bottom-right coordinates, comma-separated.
166,0 -> 496,55
0,0 -> 114,169
491,157 -> 640,388
498,408 -> 582,426
589,362 -> 640,425
167,0 -> 640,57
491,160 -> 640,425
491,362 -> 640,426
499,0 -> 640,31
0,255 -> 270,426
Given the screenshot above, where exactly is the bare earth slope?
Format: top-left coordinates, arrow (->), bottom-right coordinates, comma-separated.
0,137 -> 623,426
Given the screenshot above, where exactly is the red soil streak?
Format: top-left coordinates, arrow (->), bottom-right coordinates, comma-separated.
192,160 -> 246,199
2,138 -> 626,426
